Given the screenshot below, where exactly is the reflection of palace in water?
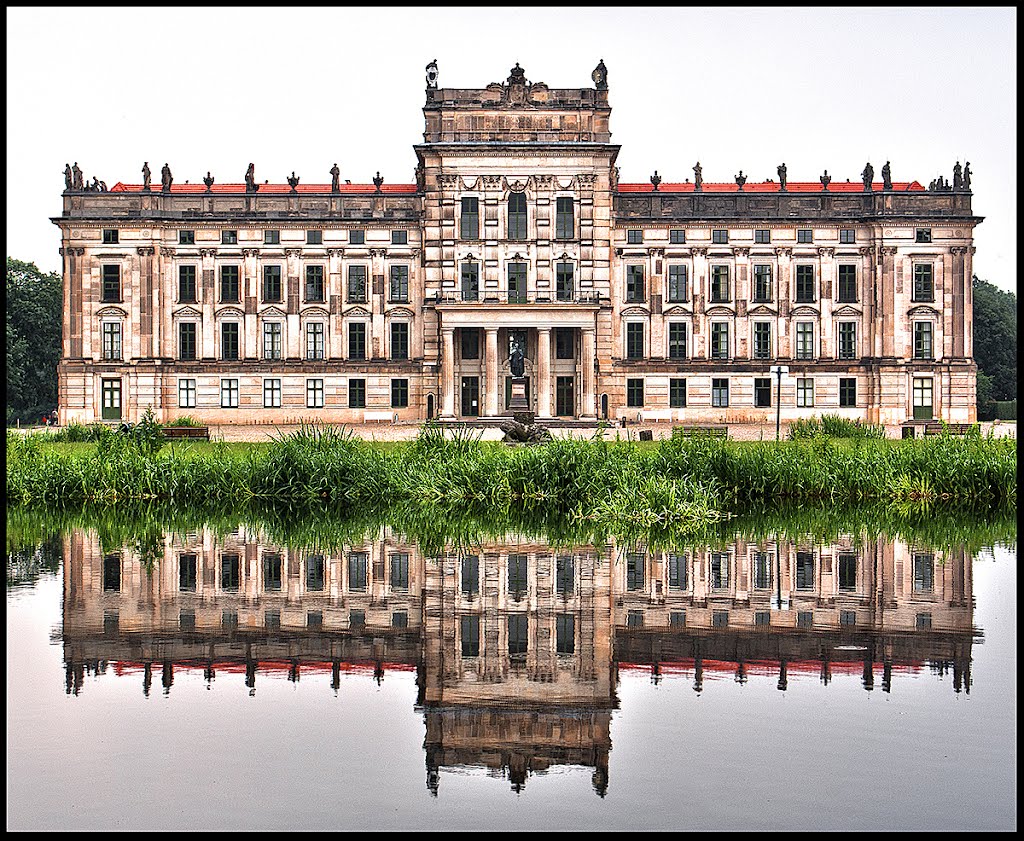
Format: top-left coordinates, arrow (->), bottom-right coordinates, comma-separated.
62,528 -> 977,794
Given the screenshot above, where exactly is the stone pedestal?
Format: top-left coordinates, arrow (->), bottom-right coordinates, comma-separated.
508,376 -> 529,412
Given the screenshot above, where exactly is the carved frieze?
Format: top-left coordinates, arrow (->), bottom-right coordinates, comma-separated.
482,175 -> 503,190
439,174 -> 461,190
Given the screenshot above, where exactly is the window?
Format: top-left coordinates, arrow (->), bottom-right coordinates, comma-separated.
797,611 -> 814,628
796,377 -> 814,408
555,262 -> 574,301
348,323 -> 366,360
221,230 -> 238,245
392,378 -> 409,408
626,553 -> 645,590
667,265 -> 688,302
627,229 -> 643,244
795,552 -> 815,589
221,322 -> 239,361
460,197 -> 479,240
349,610 -> 364,629
507,192 -> 527,240
710,553 -> 729,589
915,228 -> 932,244
178,265 -> 197,302
840,228 -> 856,244
461,555 -> 479,596
556,555 -> 574,595
838,554 -> 857,591
178,378 -> 196,408
795,265 -> 815,302
305,265 -> 325,301
710,265 -> 730,302
391,322 -> 409,360
627,378 -> 644,407
627,610 -> 645,628
508,554 -> 528,600
914,322 -> 933,359
507,262 -> 527,303
263,322 -> 282,360
391,230 -> 408,246
508,614 -> 528,655
460,262 -> 479,301
711,322 -> 729,359
555,327 -> 574,359
913,264 -> 934,302
460,328 -> 479,360
839,377 -> 857,407
348,378 -> 366,408
306,322 -> 325,360
306,378 -> 324,408
220,378 -> 239,408
669,378 -> 687,408
179,554 -> 197,592
348,552 -> 368,591
712,378 -> 729,407
837,265 -> 857,302
668,322 -> 687,359
556,614 -> 575,655
797,229 -> 813,243
178,322 -> 197,360
460,615 -> 480,656
221,554 -> 240,591
349,229 -> 365,245
670,229 -> 686,244
626,265 -> 645,302
102,322 -> 122,360
913,377 -> 933,420
712,229 -> 729,244
389,265 -> 409,302
795,322 -> 814,359
754,611 -> 770,626
838,322 -> 857,359
263,378 -> 282,408
913,553 -> 934,593
347,265 -> 367,302
753,552 -> 772,589
307,229 -> 322,245
626,323 -> 645,359
753,322 -> 771,359
102,265 -> 121,302
264,229 -> 280,245
263,265 -> 283,302
555,197 -> 575,239
667,553 -> 687,589
220,265 -> 240,302
754,229 -> 771,244
753,264 -> 772,302
389,553 -> 409,590
103,554 -> 121,592
754,377 -> 772,408
179,230 -> 195,245
102,229 -> 119,244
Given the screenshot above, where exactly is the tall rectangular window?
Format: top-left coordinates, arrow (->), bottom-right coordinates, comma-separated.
508,615 -> 528,655
307,229 -> 322,245
670,229 -> 686,244
391,230 -> 407,246
102,322 -> 122,360
179,554 -> 197,592
460,328 -> 479,360
508,554 -> 528,600
753,552 -> 772,589
305,265 -> 325,301
263,229 -> 280,245
178,378 -> 196,408
348,552 -> 368,591
306,322 -> 325,360
178,322 -> 197,360
711,553 -> 730,589
221,322 -> 239,361
507,192 -> 527,240
797,378 -> 815,407
391,378 -> 409,408
263,265 -> 282,302
626,553 -> 645,590
797,229 -> 813,243
306,378 -> 324,408
626,323 -> 645,359
754,377 -> 771,408
460,197 -> 479,240
221,554 -> 240,591
795,265 -> 815,302
712,229 -> 729,244
347,265 -> 367,302
179,230 -> 195,245
460,615 -> 480,656
665,553 -> 687,589
461,262 -> 479,301
754,229 -> 771,244
556,555 -> 574,595
556,614 -> 575,655
348,323 -> 366,360
220,378 -> 239,408
914,322 -> 933,359
555,262 -> 574,301
555,197 -> 574,239
839,377 -> 857,407
391,322 -> 409,360
712,378 -> 729,407
507,262 -> 527,303
796,322 -> 814,359
753,265 -> 772,302
838,322 -> 857,359
306,555 -> 325,592
220,265 -> 240,302
913,264 -> 934,302
389,265 -> 409,302
263,322 -> 282,360
389,553 -> 409,590
669,378 -> 687,408
667,265 -> 688,302
913,377 -> 933,420
102,265 -> 121,302
838,554 -> 857,591
626,265 -> 645,302
348,378 -> 366,408
710,265 -> 730,302
263,378 -> 282,408
913,553 -> 934,592
555,327 -> 574,359
461,555 -> 479,596
626,378 -> 644,407
837,265 -> 857,302
668,322 -> 687,359
178,265 -> 197,302
795,552 -> 815,590
753,322 -> 771,359
711,322 -> 730,359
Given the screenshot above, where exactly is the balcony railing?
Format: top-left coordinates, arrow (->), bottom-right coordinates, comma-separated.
434,291 -> 602,305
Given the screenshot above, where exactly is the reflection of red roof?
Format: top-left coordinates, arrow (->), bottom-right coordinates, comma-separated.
112,660 -> 416,677
109,183 -> 417,194
619,659 -> 922,677
618,182 -> 925,193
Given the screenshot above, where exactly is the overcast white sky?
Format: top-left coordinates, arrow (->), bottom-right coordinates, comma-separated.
6,6 -> 1016,291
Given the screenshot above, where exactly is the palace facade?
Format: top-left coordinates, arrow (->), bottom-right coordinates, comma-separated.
53,61 -> 981,427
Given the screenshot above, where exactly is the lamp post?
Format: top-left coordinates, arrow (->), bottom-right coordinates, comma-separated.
770,365 -> 789,441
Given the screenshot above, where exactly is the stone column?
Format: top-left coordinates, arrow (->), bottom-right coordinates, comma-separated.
441,327 -> 455,418
581,327 -> 596,418
200,249 -> 218,359
537,327 -> 552,417
817,247 -> 835,358
284,249 -> 302,359
485,327 -> 499,416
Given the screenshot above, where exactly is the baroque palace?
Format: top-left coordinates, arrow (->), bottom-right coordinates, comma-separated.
54,60 -> 980,427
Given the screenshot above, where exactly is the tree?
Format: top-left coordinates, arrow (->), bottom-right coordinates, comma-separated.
972,275 -> 1016,402
7,258 -> 62,423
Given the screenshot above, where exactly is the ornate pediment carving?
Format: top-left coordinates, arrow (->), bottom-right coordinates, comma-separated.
791,305 -> 820,317
705,305 -> 736,317
620,306 -> 650,318
908,304 -> 941,317
259,305 -> 287,320
300,306 -> 330,319
662,305 -> 693,317
748,304 -> 777,317
387,306 -> 415,319
96,306 -> 129,319
832,305 -> 862,317
344,305 -> 371,318
173,305 -> 204,320
212,306 -> 243,320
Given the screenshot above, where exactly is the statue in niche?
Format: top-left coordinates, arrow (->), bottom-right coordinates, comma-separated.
245,163 -> 257,193
64,163 -> 72,190
861,162 -> 874,191
330,163 -> 340,192
161,162 -> 173,191
591,58 -> 608,90
777,163 -> 787,191
425,59 -> 438,89
881,161 -> 892,191
693,161 -> 702,191
509,335 -> 525,378
142,161 -> 151,191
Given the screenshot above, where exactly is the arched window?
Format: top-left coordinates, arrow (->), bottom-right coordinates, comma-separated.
508,192 -> 527,241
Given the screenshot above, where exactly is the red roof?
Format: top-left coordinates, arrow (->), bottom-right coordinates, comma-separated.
109,182 -> 417,194
618,181 -> 925,193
